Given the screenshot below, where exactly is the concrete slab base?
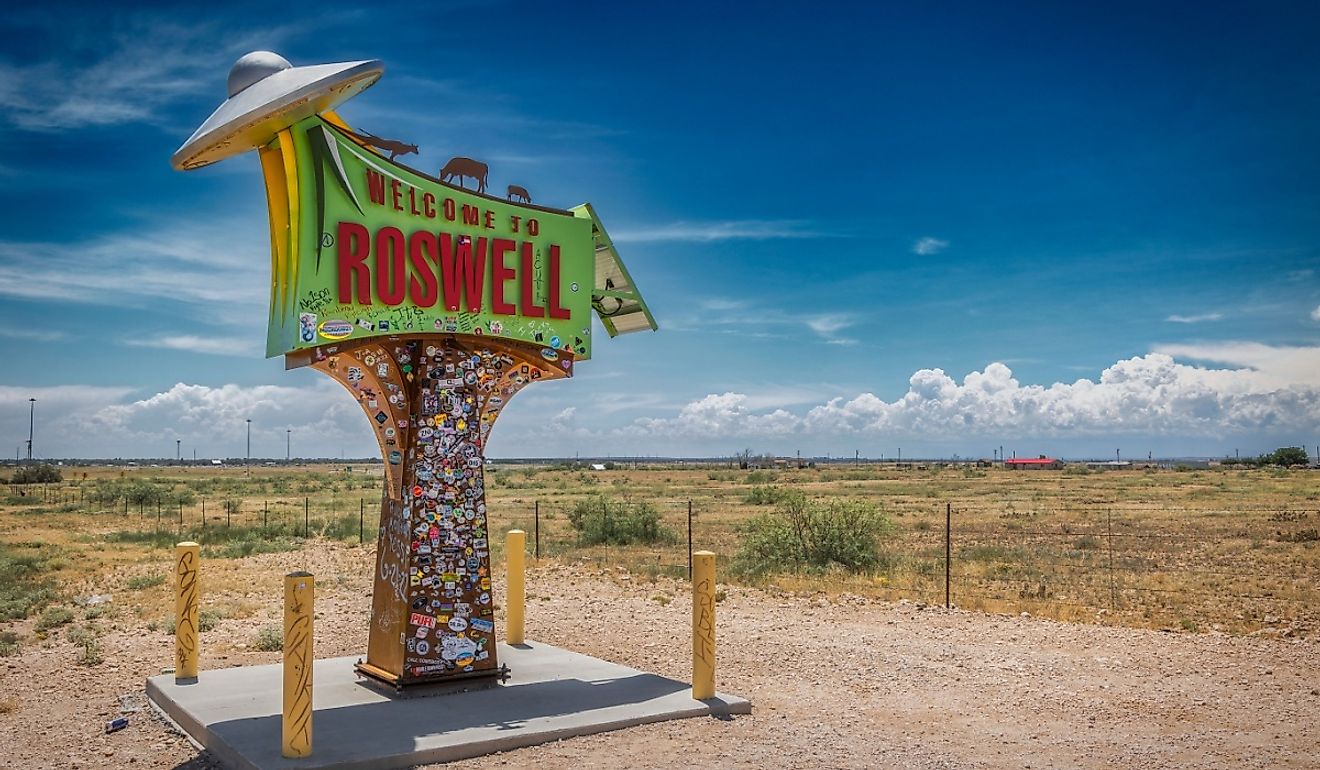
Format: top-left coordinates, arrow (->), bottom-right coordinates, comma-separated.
146,642 -> 750,769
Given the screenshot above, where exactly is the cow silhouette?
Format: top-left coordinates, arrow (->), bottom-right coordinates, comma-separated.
341,127 -> 419,161
439,157 -> 488,193
357,130 -> 418,161
507,184 -> 531,203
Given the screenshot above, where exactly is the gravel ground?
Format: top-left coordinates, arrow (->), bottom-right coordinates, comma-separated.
0,543 -> 1315,769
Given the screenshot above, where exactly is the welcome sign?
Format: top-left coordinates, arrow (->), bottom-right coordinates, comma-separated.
263,117 -> 595,361
173,51 -> 655,687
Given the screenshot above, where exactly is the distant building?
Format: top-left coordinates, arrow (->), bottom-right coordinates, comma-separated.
1084,460 -> 1133,470
1004,457 -> 1063,470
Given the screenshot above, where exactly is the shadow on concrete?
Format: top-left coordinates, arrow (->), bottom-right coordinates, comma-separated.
206,673 -> 693,767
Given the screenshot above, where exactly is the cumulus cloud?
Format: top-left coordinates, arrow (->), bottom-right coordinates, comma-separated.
1,382 -> 374,459
10,345 -> 1320,458
620,347 -> 1320,442
1311,305 -> 1320,322
912,237 -> 948,255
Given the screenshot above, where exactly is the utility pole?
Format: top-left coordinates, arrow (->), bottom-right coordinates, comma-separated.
246,419 -> 252,475
286,429 -> 291,462
176,439 -> 181,464
26,397 -> 35,462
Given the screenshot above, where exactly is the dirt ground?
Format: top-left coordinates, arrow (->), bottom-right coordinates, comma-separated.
0,541 -> 1315,769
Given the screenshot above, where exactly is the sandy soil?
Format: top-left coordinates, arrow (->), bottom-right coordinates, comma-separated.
0,542 -> 1315,769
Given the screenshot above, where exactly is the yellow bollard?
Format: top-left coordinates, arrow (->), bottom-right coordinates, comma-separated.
506,530 -> 526,645
174,542 -> 200,682
692,551 -> 716,700
282,571 -> 314,759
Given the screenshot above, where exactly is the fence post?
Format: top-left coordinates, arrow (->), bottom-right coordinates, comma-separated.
264,500 -> 269,530
507,530 -> 526,645
687,500 -> 694,580
227,501 -> 232,529
175,542 -> 200,682
692,550 -> 716,699
201,498 -> 206,530
1107,508 -> 1117,610
945,502 -> 952,609
304,497 -> 309,538
534,500 -> 540,561
359,499 -> 364,544
282,571 -> 314,758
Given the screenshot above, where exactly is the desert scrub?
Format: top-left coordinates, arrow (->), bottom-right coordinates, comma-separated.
34,605 -> 74,632
743,486 -> 784,505
566,496 -> 676,546
0,543 -> 59,620
252,625 -> 283,652
126,574 -> 166,590
733,492 -> 892,576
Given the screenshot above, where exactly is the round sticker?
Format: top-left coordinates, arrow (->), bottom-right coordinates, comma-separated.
448,616 -> 469,632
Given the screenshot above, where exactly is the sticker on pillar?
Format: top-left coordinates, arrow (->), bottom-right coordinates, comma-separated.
319,319 -> 353,340
299,313 -> 317,343
389,450 -> 402,464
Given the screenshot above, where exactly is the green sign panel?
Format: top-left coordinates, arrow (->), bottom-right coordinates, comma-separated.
266,117 -> 595,360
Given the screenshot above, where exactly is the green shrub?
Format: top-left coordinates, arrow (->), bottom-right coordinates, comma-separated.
11,464 -> 62,484
252,625 -> 283,652
126,574 -> 166,590
0,544 -> 58,620
566,496 -> 676,546
199,607 -> 223,632
34,605 -> 74,632
733,492 -> 891,576
0,631 -> 19,656
1073,535 -> 1101,550
742,486 -> 784,505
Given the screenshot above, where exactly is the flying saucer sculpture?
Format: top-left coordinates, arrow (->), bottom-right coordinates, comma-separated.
173,52 -> 656,687
172,51 -> 383,170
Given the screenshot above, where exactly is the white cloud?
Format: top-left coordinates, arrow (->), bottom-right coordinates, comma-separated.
0,328 -> 65,342
672,298 -> 857,344
0,217 -> 267,327
618,346 -> 1320,443
912,237 -> 948,255
1166,313 -> 1224,323
1311,305 -> 1320,322
0,18 -> 299,131
610,220 -> 819,243
77,382 -> 371,459
1151,341 -> 1320,388
13,345 -> 1320,459
123,335 -> 260,357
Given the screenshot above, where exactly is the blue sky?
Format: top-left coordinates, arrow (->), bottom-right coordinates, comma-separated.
1,2 -> 1318,461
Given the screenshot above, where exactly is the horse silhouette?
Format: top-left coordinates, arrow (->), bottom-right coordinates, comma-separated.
439,157 -> 488,193
507,184 -> 531,203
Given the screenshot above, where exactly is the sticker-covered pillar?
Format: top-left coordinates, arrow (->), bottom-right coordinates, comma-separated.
312,335 -> 568,686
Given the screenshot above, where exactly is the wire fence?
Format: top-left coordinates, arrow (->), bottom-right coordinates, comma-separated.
8,480 -> 1318,633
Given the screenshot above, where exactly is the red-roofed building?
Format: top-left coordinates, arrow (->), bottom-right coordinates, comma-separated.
1004,456 -> 1064,470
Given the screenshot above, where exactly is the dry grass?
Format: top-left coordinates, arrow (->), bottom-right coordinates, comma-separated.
1,462 -> 1316,637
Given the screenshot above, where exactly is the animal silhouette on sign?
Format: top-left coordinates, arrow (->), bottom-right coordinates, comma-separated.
439,157 -> 488,194
507,185 -> 532,203
342,128 -> 419,161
